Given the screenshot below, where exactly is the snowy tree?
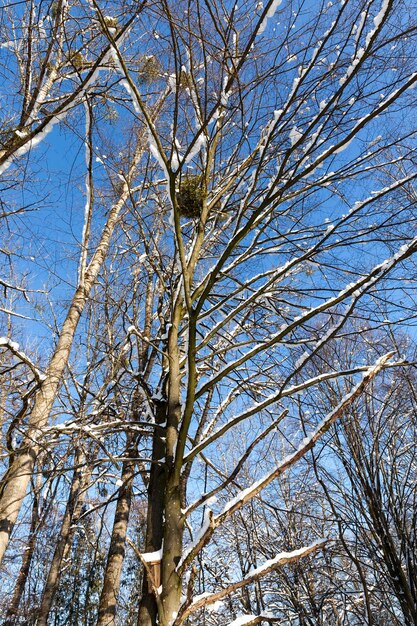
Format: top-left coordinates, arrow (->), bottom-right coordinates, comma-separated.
1,0 -> 417,624
309,330 -> 417,625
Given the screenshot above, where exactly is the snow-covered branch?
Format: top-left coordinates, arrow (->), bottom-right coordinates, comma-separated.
177,540 -> 326,623
180,352 -> 393,572
0,337 -> 45,383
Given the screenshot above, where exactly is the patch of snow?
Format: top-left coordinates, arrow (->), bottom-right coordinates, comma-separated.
258,0 -> 283,35
0,337 -> 20,351
289,126 -> 302,146
0,111 -> 67,176
148,130 -> 169,178
0,41 -> 15,50
208,600 -> 224,613
141,546 -> 163,562
184,133 -> 206,164
177,508 -> 213,569
227,616 -> 258,626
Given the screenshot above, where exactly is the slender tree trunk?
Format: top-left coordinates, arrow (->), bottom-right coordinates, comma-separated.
36,448 -> 91,626
0,292 -> 87,565
96,439 -> 137,626
4,479 -> 40,625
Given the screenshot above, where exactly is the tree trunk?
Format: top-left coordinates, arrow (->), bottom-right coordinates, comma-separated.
36,448 -> 91,626
96,439 -> 137,626
159,478 -> 183,626
137,402 -> 167,626
158,312 -> 184,626
3,481 -> 40,625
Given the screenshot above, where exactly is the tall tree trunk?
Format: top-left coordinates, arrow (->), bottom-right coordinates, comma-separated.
158,310 -> 184,626
36,448 -> 91,626
96,438 -> 137,626
159,477 -> 183,626
137,402 -> 167,626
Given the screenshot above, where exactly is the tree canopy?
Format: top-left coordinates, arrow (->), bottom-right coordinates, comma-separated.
1,0 -> 417,624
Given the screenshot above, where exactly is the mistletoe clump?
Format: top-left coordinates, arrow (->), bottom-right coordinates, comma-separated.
177,175 -> 205,218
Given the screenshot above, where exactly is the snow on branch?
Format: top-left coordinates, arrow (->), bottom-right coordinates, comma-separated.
0,279 -> 31,298
0,337 -> 45,383
0,15 -> 136,176
177,540 -> 326,623
185,410 -> 288,516
304,70 -> 417,178
78,100 -> 94,287
227,617 -> 267,626
0,112 -> 67,177
216,352 -> 393,520
126,538 -> 164,615
94,5 -> 171,177
177,509 -> 215,574
195,233 -> 417,401
186,365 -> 374,462
338,0 -> 392,88
226,616 -> 277,626
257,0 -> 283,35
179,352 -> 393,573
0,308 -> 34,321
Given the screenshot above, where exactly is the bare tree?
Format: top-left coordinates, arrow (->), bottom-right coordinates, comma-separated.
309,331 -> 417,625
1,0 -> 417,624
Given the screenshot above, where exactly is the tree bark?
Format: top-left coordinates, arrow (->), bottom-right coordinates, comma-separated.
96,439 -> 137,626
159,479 -> 183,626
36,448 -> 91,626
3,479 -> 40,625
158,310 -> 184,626
137,402 -> 167,626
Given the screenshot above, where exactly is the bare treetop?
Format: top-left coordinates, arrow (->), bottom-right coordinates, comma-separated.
1,1 -> 417,624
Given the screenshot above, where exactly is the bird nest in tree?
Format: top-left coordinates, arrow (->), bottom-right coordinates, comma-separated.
177,175 -> 206,218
